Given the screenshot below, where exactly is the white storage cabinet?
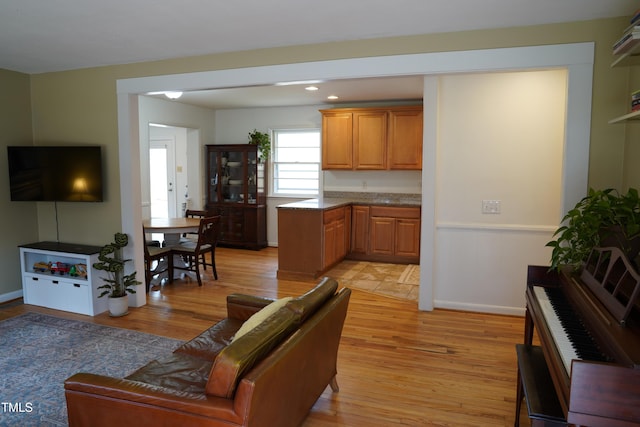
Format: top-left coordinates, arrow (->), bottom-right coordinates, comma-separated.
20,242 -> 108,316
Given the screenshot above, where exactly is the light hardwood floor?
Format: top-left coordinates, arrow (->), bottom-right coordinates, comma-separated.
1,247 -> 531,426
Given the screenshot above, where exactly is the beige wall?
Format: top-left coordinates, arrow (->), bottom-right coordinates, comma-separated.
0,16 -> 637,299
623,67 -> 640,189
435,70 -> 566,311
0,69 -> 36,298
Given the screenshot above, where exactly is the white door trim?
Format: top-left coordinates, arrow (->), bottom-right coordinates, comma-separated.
117,43 -> 594,310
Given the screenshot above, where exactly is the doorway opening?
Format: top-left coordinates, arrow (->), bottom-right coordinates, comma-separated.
148,124 -> 191,219
149,139 -> 176,219
119,44 -> 594,311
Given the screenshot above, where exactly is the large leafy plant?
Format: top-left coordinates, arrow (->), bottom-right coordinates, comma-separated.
248,129 -> 270,161
93,232 -> 140,298
546,188 -> 640,271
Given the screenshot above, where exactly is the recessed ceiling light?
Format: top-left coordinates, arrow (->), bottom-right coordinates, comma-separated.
275,80 -> 323,86
146,91 -> 183,99
164,91 -> 183,99
327,95 -> 339,100
305,86 -> 319,91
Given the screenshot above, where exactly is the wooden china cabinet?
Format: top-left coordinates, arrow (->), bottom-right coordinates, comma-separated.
205,144 -> 267,249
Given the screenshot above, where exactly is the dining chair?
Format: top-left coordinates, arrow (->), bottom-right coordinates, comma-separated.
182,210 -> 207,240
171,216 -> 221,286
143,229 -> 173,292
179,209 -> 208,266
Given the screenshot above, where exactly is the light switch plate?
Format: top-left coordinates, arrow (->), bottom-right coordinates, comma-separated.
482,200 -> 501,214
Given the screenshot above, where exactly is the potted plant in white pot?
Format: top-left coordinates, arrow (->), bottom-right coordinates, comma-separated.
93,232 -> 140,316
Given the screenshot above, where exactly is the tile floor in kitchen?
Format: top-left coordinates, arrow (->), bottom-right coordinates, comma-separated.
326,260 -> 419,301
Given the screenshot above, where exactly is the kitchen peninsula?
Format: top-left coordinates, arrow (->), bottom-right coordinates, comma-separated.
277,193 -> 421,280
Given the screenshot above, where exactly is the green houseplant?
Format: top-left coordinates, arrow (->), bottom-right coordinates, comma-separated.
93,232 -> 140,316
248,129 -> 270,161
546,188 -> 640,271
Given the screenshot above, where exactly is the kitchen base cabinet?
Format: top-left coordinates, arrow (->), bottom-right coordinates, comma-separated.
350,205 -> 370,254
277,206 -> 350,280
348,205 -> 421,264
323,206 -> 350,269
370,216 -> 396,256
395,218 -> 421,258
277,201 -> 420,280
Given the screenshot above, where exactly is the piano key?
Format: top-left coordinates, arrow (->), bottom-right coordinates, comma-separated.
533,286 -> 578,374
532,286 -> 607,375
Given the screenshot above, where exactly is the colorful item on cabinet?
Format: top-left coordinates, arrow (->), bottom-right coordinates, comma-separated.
70,263 -> 87,278
50,262 -> 71,275
33,261 -> 52,273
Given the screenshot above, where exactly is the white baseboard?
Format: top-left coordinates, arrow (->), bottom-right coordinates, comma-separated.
0,289 -> 23,304
434,299 -> 525,317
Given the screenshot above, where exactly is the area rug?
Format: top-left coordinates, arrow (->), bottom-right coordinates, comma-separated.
0,313 -> 184,427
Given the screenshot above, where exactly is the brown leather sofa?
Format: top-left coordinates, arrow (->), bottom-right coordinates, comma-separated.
64,277 -> 351,427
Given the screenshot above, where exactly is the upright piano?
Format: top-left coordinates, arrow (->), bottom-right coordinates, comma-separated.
516,247 -> 640,427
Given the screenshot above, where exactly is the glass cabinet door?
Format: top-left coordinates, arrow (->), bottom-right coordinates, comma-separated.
222,149 -> 245,203
207,144 -> 265,207
205,144 -> 267,249
247,150 -> 258,204
208,150 -> 220,203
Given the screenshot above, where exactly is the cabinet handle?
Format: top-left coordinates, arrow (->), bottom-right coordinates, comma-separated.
73,283 -> 81,288
53,280 -> 59,284
31,277 -> 38,281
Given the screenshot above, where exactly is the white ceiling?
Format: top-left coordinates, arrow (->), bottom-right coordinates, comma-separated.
1,0 -> 636,109
148,75 -> 426,109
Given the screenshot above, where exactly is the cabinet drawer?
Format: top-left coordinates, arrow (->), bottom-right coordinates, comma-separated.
323,206 -> 345,223
24,274 -> 91,314
369,206 -> 420,219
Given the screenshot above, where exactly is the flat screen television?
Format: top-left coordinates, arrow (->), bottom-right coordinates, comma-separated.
7,146 -> 104,202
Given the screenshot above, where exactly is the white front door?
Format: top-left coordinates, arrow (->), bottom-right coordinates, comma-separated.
149,139 -> 177,219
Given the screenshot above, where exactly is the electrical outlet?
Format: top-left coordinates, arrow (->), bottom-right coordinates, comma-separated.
482,200 -> 501,214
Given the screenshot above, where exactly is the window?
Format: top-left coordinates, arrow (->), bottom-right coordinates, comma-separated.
271,129 -> 321,196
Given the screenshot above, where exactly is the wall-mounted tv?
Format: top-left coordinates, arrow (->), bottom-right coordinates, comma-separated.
7,146 -> 104,202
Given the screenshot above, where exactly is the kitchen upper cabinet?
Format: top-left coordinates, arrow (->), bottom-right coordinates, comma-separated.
388,108 -> 423,170
321,106 -> 422,171
353,111 -> 387,170
321,111 -> 353,169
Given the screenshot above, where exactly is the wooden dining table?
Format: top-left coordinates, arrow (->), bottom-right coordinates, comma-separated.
143,217 -> 200,246
143,217 -> 202,282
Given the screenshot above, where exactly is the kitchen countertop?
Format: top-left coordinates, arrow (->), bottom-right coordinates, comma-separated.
277,192 -> 421,210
